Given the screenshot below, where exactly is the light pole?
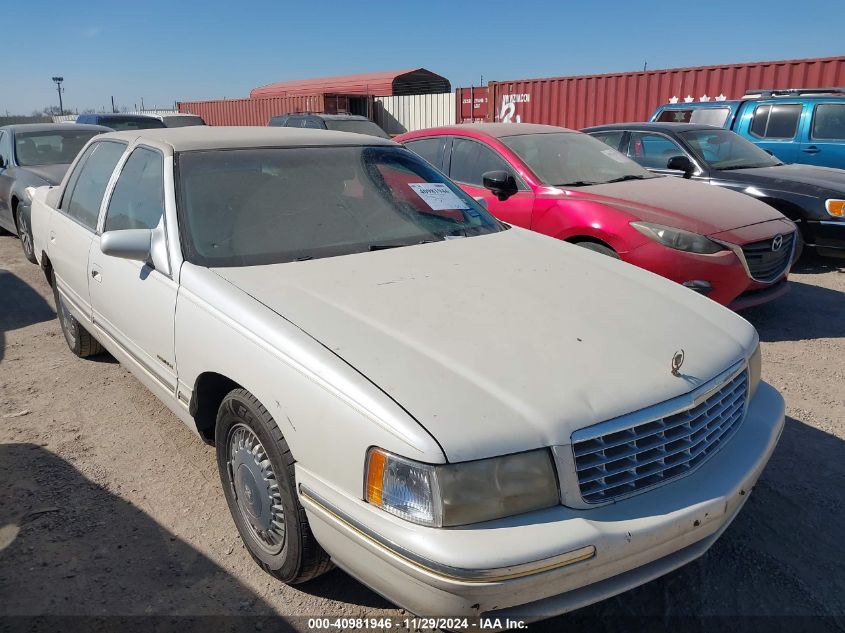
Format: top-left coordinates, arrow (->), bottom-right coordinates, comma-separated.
51,76 -> 64,114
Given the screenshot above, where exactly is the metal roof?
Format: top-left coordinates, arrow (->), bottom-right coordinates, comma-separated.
250,69 -> 451,98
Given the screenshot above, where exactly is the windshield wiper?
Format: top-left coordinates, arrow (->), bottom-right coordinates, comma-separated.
554,180 -> 598,187
603,174 -> 649,183
369,239 -> 439,251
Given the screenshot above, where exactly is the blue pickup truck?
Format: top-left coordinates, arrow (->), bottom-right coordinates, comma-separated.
650,88 -> 845,169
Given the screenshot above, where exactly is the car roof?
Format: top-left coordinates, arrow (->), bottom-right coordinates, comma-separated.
414,122 -> 574,138
0,123 -> 112,133
584,122 -> 724,133
96,126 -> 396,151
80,113 -> 161,120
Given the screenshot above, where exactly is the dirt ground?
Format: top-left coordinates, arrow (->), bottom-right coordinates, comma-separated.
1,233 -> 843,633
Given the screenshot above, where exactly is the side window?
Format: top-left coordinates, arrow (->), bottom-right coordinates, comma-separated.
627,133 -> 685,169
590,131 -> 624,150
656,109 -> 692,123
284,117 -> 304,128
62,141 -> 126,230
449,137 -> 515,187
404,137 -> 447,169
104,147 -> 165,232
749,104 -> 801,139
302,117 -> 324,129
811,104 -> 845,140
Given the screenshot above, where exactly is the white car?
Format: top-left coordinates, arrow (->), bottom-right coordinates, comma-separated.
30,127 -> 784,621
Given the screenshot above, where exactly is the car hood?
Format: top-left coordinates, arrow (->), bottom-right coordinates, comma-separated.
573,175 -> 784,236
213,229 -> 756,462
18,164 -> 69,186
714,163 -> 845,196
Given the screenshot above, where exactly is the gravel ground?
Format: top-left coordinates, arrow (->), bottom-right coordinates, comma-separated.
0,233 -> 843,633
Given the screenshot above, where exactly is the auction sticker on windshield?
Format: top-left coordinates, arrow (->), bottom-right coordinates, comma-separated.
409,183 -> 470,210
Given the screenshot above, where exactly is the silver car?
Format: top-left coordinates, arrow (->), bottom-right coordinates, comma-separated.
30,127 -> 784,621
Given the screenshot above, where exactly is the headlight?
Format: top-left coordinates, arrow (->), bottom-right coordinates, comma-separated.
631,221 -> 726,254
23,186 -> 38,201
748,342 -> 762,400
365,447 -> 559,527
825,199 -> 845,218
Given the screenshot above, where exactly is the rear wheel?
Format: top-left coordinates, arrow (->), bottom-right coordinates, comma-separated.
216,389 -> 332,584
16,208 -> 37,264
574,241 -> 620,259
52,277 -> 104,358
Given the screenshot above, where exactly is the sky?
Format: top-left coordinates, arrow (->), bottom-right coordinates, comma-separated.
2,0 -> 844,115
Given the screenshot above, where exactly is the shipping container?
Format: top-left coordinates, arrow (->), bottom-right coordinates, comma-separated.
373,93 -> 455,135
486,56 -> 845,129
178,95 -> 332,126
251,68 -> 450,98
456,87 -> 488,123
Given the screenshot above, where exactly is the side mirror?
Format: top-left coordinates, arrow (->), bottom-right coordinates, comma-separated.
666,155 -> 694,178
101,229 -> 152,262
482,170 -> 518,201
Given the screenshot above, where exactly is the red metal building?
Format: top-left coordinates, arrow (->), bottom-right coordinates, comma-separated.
250,68 -> 450,98
484,56 -> 845,129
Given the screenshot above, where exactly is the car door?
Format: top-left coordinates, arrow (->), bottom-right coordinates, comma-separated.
0,131 -> 14,231
802,102 -> 845,169
446,136 -> 535,228
741,102 -> 802,164
626,131 -> 706,181
50,140 -> 127,323
89,144 -> 178,392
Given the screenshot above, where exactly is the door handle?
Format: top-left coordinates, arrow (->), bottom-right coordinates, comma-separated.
91,269 -> 102,283
802,146 -> 821,154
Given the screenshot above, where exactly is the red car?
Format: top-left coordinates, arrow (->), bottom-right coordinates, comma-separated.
395,123 -> 797,309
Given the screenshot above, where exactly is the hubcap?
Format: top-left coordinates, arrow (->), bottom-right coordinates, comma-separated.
18,214 -> 33,257
57,293 -> 77,348
227,424 -> 285,554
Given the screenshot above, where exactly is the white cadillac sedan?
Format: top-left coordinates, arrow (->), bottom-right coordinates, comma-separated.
30,127 -> 784,621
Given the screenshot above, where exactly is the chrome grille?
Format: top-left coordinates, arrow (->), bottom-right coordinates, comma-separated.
741,232 -> 794,283
573,368 -> 748,504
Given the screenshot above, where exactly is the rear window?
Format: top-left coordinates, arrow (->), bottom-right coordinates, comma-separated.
324,119 -> 390,139
14,130 -> 103,166
656,108 -> 730,127
97,116 -> 166,131
811,104 -> 845,140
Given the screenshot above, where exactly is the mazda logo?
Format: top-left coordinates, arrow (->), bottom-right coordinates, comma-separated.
772,235 -> 783,252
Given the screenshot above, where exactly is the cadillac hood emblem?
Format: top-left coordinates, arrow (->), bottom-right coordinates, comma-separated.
671,349 -> 685,376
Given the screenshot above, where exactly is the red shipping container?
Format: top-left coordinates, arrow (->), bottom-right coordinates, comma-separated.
487,56 -> 845,129
456,87 -> 488,123
177,95 -> 326,126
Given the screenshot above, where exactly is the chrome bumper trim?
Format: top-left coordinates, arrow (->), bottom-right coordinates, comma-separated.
299,485 -> 595,583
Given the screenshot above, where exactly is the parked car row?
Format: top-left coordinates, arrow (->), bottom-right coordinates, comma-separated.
20,124 -> 786,624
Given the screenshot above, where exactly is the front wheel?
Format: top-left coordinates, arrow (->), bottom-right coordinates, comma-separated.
215,389 -> 332,584
574,241 -> 620,259
16,207 -> 37,264
52,277 -> 104,358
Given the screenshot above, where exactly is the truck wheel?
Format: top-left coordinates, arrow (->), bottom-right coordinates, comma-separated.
216,388 -> 332,584
16,208 -> 38,264
52,279 -> 104,358
575,241 -> 620,259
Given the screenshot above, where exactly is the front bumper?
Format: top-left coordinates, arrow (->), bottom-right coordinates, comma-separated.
296,382 -> 785,619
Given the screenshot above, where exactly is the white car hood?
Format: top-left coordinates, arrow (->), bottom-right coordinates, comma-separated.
213,229 -> 756,462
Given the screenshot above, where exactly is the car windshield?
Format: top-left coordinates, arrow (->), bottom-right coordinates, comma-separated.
177,145 -> 502,267
14,130 -> 103,166
500,132 -> 656,186
99,117 -> 166,131
680,129 -> 782,170
324,119 -> 390,139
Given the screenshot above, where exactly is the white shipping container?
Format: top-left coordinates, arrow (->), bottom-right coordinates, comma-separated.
374,93 -> 455,135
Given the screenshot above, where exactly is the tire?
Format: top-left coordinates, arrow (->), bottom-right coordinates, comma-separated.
216,388 -> 332,584
16,207 -> 38,264
52,276 -> 104,358
574,241 -> 620,259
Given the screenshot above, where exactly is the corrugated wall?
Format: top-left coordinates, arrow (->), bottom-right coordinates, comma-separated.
373,93 -> 455,135
488,56 -> 845,129
177,95 -> 325,125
